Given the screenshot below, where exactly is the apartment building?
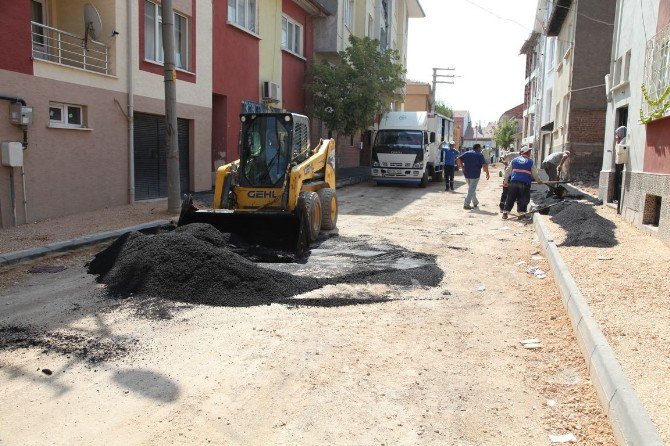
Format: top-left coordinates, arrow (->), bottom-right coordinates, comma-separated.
211,0 -> 328,173
312,0 -> 425,168
403,81 -> 432,112
599,0 -> 670,242
0,0 -> 213,228
545,0 -> 615,176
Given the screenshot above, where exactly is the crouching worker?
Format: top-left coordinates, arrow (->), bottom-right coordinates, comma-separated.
502,146 -> 543,220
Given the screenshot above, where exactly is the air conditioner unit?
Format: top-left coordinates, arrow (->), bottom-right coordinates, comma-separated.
262,81 -> 281,102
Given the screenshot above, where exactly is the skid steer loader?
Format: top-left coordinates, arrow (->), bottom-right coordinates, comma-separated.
178,113 -> 338,255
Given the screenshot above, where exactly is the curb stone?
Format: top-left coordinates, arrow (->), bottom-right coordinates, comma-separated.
336,174 -> 371,189
0,219 -> 172,267
532,213 -> 663,446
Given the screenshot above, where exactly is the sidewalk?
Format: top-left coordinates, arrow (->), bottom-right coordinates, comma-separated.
537,189 -> 670,443
0,167 -> 371,258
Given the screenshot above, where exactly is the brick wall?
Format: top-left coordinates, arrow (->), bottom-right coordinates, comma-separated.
568,109 -> 606,144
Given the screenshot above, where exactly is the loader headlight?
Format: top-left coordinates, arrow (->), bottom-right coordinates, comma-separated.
413,162 -> 423,168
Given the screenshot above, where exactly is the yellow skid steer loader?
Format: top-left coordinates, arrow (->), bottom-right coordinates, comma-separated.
178,113 -> 338,255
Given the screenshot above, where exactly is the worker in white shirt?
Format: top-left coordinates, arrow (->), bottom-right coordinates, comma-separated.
541,151 -> 570,182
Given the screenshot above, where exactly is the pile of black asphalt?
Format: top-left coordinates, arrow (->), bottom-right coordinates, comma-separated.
87,223 -> 443,307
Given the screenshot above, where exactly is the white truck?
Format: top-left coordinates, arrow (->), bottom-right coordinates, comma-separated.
371,111 -> 453,187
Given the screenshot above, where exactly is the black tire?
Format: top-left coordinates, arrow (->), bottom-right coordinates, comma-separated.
419,172 -> 428,188
317,188 -> 338,230
432,168 -> 444,182
299,191 -> 322,242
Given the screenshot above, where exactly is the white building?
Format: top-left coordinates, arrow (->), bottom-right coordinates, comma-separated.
599,0 -> 670,243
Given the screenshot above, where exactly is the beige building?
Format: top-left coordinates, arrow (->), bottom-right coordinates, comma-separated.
0,0 -> 212,227
403,81 -> 432,112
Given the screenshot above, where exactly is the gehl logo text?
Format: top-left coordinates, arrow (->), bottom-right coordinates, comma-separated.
247,190 -> 277,199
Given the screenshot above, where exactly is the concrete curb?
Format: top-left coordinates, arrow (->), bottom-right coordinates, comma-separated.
0,219 -> 172,267
533,214 -> 663,446
336,174 -> 371,189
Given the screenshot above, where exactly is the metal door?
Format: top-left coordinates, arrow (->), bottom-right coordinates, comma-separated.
134,113 -> 190,200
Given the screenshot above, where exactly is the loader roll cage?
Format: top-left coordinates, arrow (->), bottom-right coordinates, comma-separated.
239,114 -> 292,188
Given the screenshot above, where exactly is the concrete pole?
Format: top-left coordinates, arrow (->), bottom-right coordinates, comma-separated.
161,0 -> 181,213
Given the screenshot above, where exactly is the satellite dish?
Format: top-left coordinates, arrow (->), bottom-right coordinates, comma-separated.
83,3 -> 103,47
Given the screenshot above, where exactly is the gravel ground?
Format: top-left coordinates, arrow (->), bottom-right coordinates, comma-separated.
540,200 -> 670,442
0,200 -> 176,255
0,178 -> 615,444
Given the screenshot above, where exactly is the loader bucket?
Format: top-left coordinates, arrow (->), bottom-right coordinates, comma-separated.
177,195 -> 309,256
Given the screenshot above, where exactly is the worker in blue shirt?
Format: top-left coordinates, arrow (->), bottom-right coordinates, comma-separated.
502,146 -> 544,219
441,140 -> 459,191
457,143 -> 490,209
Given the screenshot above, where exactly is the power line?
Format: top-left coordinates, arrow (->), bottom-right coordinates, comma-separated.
461,0 -> 532,32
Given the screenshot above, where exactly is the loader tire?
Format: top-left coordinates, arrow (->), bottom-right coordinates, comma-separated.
300,191 -> 322,242
317,188 -> 338,230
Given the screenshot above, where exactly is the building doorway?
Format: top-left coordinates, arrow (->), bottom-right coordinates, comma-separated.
611,105 -> 628,212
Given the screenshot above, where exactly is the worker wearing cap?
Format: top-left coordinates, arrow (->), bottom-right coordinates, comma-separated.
541,151 -> 570,182
499,150 -> 520,211
442,140 -> 459,191
502,146 -> 544,219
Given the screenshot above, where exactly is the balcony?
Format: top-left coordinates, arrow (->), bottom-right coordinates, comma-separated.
642,24 -> 670,123
31,22 -> 111,75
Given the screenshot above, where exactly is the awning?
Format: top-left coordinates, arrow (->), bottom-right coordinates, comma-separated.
541,121 -> 554,131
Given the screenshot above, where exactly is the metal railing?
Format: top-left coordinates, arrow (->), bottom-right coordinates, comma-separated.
643,23 -> 670,120
31,21 -> 110,75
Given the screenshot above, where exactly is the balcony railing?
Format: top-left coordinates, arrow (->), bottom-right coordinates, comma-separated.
31,21 -> 111,75
641,24 -> 670,123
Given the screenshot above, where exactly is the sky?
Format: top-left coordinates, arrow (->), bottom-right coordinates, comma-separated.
406,0 -> 538,124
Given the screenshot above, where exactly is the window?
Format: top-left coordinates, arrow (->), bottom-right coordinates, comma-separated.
555,102 -> 561,127
228,0 -> 257,33
544,89 -> 553,123
281,15 -> 303,56
613,57 -> 623,85
144,1 -> 189,70
49,103 -> 85,128
546,38 -> 555,71
344,0 -> 353,30
623,50 -> 632,83
562,95 -> 570,128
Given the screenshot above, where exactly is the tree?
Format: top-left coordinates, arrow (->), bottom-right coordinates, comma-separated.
434,101 -> 453,118
493,118 -> 519,149
306,36 -> 406,136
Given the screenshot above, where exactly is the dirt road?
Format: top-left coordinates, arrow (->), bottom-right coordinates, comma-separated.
0,171 -> 614,445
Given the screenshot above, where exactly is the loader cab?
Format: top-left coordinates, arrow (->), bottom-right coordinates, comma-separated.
238,113 -> 311,188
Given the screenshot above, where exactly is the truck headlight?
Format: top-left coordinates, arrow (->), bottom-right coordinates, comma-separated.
373,161 -> 379,167
413,162 -> 423,168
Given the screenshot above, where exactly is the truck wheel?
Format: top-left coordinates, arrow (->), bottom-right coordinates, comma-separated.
419,172 -> 428,188
299,191 -> 322,242
317,188 -> 338,230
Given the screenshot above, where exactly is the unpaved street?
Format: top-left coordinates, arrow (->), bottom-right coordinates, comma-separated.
0,172 -> 614,445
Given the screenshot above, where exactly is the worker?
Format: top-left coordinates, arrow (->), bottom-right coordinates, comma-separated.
442,140 -> 459,191
499,150 -> 520,211
457,143 -> 490,210
541,151 -> 570,182
502,146 -> 544,220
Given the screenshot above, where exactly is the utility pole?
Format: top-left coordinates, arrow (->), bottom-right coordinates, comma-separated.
161,0 -> 181,213
431,67 -> 457,113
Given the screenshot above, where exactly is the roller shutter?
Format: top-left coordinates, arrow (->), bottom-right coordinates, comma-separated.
134,113 -> 190,200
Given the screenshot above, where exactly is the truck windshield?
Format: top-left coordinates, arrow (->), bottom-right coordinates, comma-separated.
239,116 -> 291,187
374,130 -> 423,148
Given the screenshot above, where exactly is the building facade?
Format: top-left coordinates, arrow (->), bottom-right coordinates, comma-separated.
452,110 -> 470,149
403,81 -> 432,112
0,0 -> 213,227
312,0 -> 425,169
545,0 -> 616,177
599,0 -> 670,242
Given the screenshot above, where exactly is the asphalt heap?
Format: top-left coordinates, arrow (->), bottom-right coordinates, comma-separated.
531,187 -> 616,248
88,223 -> 443,307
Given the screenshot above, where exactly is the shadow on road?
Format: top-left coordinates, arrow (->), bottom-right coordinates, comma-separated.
112,369 -> 180,403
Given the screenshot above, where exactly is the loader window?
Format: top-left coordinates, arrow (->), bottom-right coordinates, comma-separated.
240,116 -> 291,187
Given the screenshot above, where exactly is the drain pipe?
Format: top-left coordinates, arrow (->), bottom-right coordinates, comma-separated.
20,128 -> 28,222
127,0 -> 135,203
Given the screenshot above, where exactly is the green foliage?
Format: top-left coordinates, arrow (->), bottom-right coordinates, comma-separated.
435,101 -> 453,118
493,118 -> 518,149
306,36 -> 406,135
640,84 -> 670,124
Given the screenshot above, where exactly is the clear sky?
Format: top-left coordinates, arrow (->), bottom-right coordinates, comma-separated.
406,0 -> 538,124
